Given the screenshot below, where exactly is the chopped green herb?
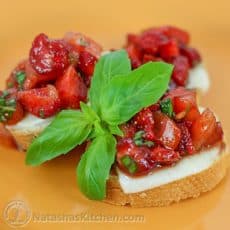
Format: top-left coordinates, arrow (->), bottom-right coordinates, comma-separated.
121,155 -> 137,174
16,71 -> 26,90
160,98 -> 173,117
134,130 -> 154,147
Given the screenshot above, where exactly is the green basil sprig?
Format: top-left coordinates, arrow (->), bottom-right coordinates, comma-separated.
26,49 -> 173,200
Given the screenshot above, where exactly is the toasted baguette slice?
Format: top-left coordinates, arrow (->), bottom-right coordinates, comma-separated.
6,114 -> 54,151
105,147 -> 229,207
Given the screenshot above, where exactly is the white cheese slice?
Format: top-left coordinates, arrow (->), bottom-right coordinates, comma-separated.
6,114 -> 54,133
187,64 -> 210,93
117,146 -> 221,194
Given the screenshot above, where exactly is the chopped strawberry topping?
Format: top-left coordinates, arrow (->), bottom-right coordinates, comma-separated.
133,108 -> 155,141
125,25 -> 201,87
29,33 -> 69,78
78,51 -> 97,86
17,85 -> 61,118
55,65 -> 87,109
150,146 -> 181,166
153,111 -> 181,150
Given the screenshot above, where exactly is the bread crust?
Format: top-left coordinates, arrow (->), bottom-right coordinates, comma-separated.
105,151 -> 229,207
6,128 -> 42,151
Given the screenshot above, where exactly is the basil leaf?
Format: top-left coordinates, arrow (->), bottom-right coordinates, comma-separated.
76,133 -> 116,200
100,62 -> 173,125
26,110 -> 92,166
160,98 -> 173,117
89,50 -> 131,113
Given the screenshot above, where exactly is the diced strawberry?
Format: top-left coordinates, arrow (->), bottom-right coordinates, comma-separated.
143,26 -> 190,45
29,33 -> 69,78
120,123 -> 136,138
205,122 -> 223,146
127,33 -> 140,45
6,102 -> 25,125
172,56 -> 190,86
126,44 -> 142,68
17,85 -> 61,118
116,138 -> 154,176
150,146 -> 181,166
142,54 -> 163,63
55,65 -> 87,109
161,26 -> 190,45
177,122 -> 195,155
137,32 -> 168,55
133,108 -> 155,141
78,51 -> 97,86
153,111 -> 181,150
191,109 -> 217,151
63,32 -> 102,59
180,45 -> 201,67
159,39 -> 179,61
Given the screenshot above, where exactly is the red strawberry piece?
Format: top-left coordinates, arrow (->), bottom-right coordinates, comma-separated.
78,51 -> 97,86
17,85 -> 61,118
191,109 -> 217,151
180,45 -> 201,67
63,32 -> 102,59
120,123 -> 136,139
143,26 -> 190,45
137,32 -> 168,55
177,122 -> 195,155
116,138 -> 154,176
142,54 -> 163,63
6,102 -> 25,125
133,108 -> 155,141
126,44 -> 142,68
153,111 -> 181,150
29,33 -> 69,78
159,39 -> 179,61
150,146 -> 181,166
55,65 -> 87,109
172,56 -> 190,86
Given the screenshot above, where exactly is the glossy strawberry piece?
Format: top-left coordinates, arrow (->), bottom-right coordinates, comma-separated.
172,56 -> 190,86
116,138 -> 154,176
191,109 -> 217,151
29,33 -> 69,78
55,65 -> 87,109
205,122 -> 223,146
63,32 -> 102,59
18,85 -> 61,118
78,51 -> 97,86
177,122 -> 195,155
6,102 -> 25,125
133,108 -> 155,141
180,45 -> 201,67
126,44 -> 142,68
159,39 -> 179,61
150,146 -> 181,166
120,123 -> 136,139
153,111 -> 181,150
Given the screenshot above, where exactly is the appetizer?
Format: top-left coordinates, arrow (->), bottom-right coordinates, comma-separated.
1,27 -> 209,150
1,32 -> 103,150
125,26 -> 210,92
23,50 -> 227,207
0,28 -> 228,207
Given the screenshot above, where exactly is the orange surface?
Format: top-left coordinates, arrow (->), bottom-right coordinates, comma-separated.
0,0 -> 230,229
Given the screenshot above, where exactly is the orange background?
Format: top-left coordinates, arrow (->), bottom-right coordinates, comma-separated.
0,0 -> 230,229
